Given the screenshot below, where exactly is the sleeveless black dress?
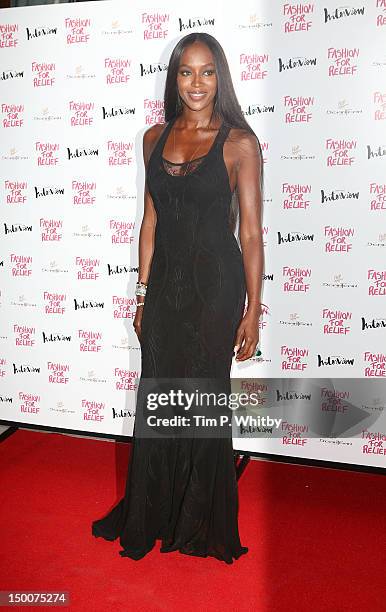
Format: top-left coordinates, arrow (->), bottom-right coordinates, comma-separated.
92,116 -> 248,564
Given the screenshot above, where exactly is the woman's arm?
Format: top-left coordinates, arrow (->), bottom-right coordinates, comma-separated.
133,127 -> 158,338
233,131 -> 264,361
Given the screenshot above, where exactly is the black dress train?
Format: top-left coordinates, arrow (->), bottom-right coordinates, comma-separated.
92,116 -> 248,564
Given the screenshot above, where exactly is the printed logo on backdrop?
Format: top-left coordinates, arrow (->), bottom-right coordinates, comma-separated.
144,98 -> 164,125
44,292 -> 66,315
328,47 -> 359,76
283,3 -> 314,32
0,23 -> 18,47
19,392 -> 40,415
104,58 -> 132,84
324,225 -> 354,253
361,314 -> 386,331
282,183 -> 311,209
35,184 -> 64,201
142,12 -> 169,40
277,229 -> 314,246
376,0 -> 386,26
14,325 -> 35,347
322,273 -> 358,289
41,260 -> 69,275
326,98 -> 363,117
72,180 -> 95,206
1,69 -> 24,83
278,311 -> 313,329
282,421 -> 309,447
4,222 -> 32,237
114,368 -> 139,391
370,182 -> 386,210
10,294 -> 37,309
36,141 -> 59,166
321,387 -> 349,415
69,101 -> 95,126
367,232 -> 386,248
236,14 -> 272,31
139,61 -> 168,77
257,140 -> 269,164
72,224 -> 101,239
323,308 -> 351,335
2,104 -> 24,128
11,254 -> 32,277
323,6 -> 365,24
113,295 -> 137,320
106,185 -> 134,202
66,145 -> 98,161
13,362 -> 40,375
278,54 -> 316,73
40,218 -> 63,242
2,148 -> 28,162
0,357 -> 7,379
283,266 -> 311,293
83,399 -> 104,422
102,104 -> 135,120
361,396 -> 385,414
107,141 -> 134,166
321,187 -> 359,206
5,179 -> 27,207
79,370 -> 107,384
373,91 -> 386,119
79,329 -> 102,353
101,20 -> 134,37
32,62 -> 55,87
33,106 -> 62,122
178,15 -> 215,32
258,303 -> 270,333
243,102 -> 274,118
107,263 -> 137,277
73,297 -> 104,311
317,353 -> 355,367
47,362 -> 69,384
66,65 -> 96,81
326,139 -> 356,166
261,225 -> 268,247
284,96 -> 314,124
76,257 -> 100,280
110,219 -> 135,244
26,24 -> 57,41
42,330 -> 71,344
240,52 -> 268,80
280,144 -> 315,161
366,142 -> 386,160
368,269 -> 386,295
362,429 -> 386,456
364,352 -> 386,377
48,401 -> 75,415
65,17 -> 91,44
281,346 -> 308,371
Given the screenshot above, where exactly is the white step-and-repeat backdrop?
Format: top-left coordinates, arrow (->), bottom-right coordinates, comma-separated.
1,0 -> 385,467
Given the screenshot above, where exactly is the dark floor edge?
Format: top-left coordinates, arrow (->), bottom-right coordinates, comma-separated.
1,419 -> 384,476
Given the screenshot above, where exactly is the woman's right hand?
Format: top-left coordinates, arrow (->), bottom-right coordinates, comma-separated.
133,306 -> 144,341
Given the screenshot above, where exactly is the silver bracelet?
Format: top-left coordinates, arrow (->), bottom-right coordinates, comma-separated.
135,281 -> 147,297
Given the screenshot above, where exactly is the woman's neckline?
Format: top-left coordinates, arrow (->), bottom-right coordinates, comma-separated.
161,116 -> 224,166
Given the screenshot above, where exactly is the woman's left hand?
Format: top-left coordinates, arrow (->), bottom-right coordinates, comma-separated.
233,308 -> 261,361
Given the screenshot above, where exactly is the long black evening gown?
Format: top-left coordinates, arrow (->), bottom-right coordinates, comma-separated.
92,116 -> 248,564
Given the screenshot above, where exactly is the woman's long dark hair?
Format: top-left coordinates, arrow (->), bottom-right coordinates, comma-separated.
163,32 -> 264,234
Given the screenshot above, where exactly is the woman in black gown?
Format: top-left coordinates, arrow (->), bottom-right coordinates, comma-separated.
92,32 -> 264,564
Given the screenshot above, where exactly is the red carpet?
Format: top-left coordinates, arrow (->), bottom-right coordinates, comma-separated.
0,429 -> 385,611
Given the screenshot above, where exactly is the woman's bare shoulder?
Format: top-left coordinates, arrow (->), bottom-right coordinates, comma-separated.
226,128 -> 260,167
143,122 -> 168,165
